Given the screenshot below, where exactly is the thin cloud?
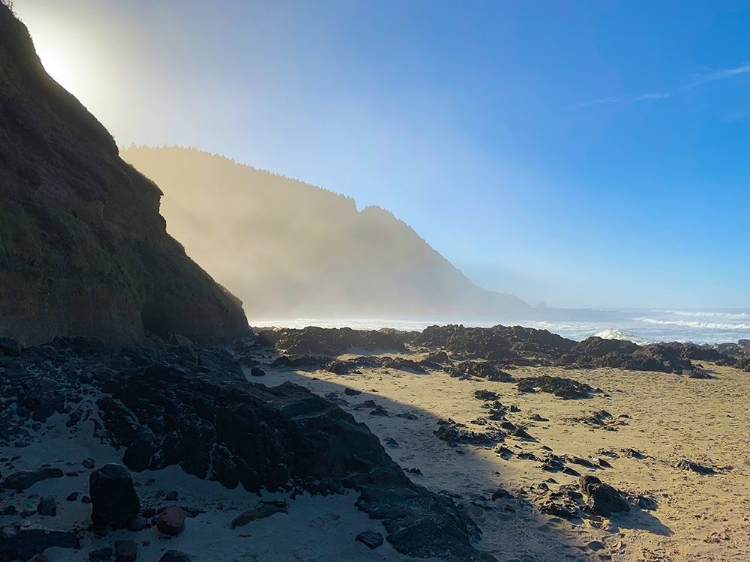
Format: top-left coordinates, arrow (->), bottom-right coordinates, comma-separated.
576,62 -> 750,108
684,62 -> 750,90
573,91 -> 671,108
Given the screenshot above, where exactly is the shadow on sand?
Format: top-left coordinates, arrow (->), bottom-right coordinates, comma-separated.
247,351 -> 674,562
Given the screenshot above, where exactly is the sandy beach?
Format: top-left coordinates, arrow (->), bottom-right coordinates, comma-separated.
258,354 -> 750,561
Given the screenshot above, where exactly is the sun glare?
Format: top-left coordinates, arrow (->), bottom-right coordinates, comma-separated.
33,38 -> 82,93
16,5 -> 103,105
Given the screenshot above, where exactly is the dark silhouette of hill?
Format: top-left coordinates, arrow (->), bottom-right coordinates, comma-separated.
123,146 -> 530,319
0,4 -> 248,345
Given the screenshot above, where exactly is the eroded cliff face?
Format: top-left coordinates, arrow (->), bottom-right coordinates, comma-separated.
0,5 -> 248,345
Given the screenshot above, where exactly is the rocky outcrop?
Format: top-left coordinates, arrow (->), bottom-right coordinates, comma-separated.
516,375 -> 596,399
414,325 -> 574,364
412,324 -> 728,374
0,5 -> 248,345
258,327 -> 406,356
97,363 -> 400,491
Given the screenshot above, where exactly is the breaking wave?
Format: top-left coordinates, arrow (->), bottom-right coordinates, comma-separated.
592,329 -> 651,344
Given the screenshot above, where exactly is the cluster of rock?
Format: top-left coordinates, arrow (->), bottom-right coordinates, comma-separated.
0,336 -> 497,562
549,475 -> 631,518
256,325 -> 750,379
0,460 -> 192,561
516,375 -> 598,399
410,324 -> 743,374
448,361 -> 515,382
257,327 -> 406,356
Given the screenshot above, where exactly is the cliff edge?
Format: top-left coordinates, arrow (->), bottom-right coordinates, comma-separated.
0,5 -> 248,345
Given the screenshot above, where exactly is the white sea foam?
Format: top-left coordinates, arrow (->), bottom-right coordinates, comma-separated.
652,310 -> 750,320
637,317 -> 750,331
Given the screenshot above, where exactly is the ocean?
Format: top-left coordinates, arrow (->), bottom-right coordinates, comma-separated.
251,308 -> 750,345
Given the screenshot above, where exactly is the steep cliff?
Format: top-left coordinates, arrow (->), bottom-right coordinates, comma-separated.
0,5 -> 248,345
123,146 -> 530,319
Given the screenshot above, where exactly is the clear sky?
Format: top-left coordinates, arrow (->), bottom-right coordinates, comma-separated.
15,0 -> 750,308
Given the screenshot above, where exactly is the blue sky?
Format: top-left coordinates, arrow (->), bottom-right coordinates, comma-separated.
17,0 -> 750,308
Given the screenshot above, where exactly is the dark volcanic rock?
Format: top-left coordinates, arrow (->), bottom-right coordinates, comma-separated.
37,496 -> 57,516
89,464 -> 141,529
573,337 -> 639,358
231,500 -> 288,529
517,375 -> 595,399
2,467 -> 63,491
258,327 -> 406,356
0,4 -> 248,346
434,419 -> 504,446
541,501 -> 579,519
354,482 -> 496,561
415,324 -> 573,365
270,354 -> 328,370
579,475 -> 630,516
157,506 -> 190,536
249,366 -> 266,377
592,343 -> 697,374
423,351 -> 452,364
676,459 -> 716,475
450,361 -> 515,382
413,324 -> 716,375
356,530 -> 384,549
327,355 -> 427,375
474,389 -> 499,401
98,364 -> 398,491
0,526 -> 80,561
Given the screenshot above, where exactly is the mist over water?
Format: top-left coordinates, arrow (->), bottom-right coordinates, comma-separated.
252,308 -> 750,345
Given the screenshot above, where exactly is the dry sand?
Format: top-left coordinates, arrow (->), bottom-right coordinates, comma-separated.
260,357 -> 750,562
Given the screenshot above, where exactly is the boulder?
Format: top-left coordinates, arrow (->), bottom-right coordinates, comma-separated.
249,367 -> 266,377
157,507 -> 190,536
90,464 -> 141,529
37,496 -> 56,516
355,530 -> 384,549
579,475 -> 630,516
